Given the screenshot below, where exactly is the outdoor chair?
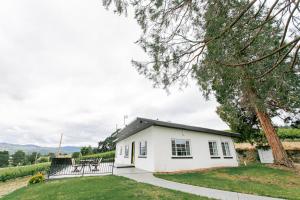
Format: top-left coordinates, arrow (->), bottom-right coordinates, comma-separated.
91,158 -> 102,171
71,158 -> 81,172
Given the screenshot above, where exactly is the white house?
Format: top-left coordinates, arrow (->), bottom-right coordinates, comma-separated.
114,117 -> 240,172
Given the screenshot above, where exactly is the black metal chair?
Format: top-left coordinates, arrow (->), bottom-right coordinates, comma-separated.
91,158 -> 102,171
71,158 -> 80,172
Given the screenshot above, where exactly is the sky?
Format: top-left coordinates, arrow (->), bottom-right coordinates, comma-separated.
0,0 -> 229,147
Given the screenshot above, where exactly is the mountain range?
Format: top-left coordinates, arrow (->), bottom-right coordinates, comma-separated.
0,142 -> 81,155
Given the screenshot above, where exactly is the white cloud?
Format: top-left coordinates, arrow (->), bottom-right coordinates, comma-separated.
0,0 -> 228,147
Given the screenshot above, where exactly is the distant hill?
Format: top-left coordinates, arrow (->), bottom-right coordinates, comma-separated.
0,143 -> 81,155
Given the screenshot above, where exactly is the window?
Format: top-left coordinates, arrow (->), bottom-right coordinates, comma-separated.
171,139 -> 191,157
221,142 -> 232,157
208,141 -> 219,157
139,141 -> 147,157
119,146 -> 122,155
124,145 -> 129,158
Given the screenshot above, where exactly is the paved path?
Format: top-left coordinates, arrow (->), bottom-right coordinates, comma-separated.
115,168 -> 284,200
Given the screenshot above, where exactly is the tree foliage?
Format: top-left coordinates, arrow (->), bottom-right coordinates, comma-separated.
11,150 -> 26,166
97,133 -> 116,153
201,0 -> 300,141
0,151 -> 9,167
71,152 -> 82,159
103,0 -> 299,85
102,0 -> 300,128
26,152 -> 41,165
80,146 -> 93,156
217,104 -> 261,143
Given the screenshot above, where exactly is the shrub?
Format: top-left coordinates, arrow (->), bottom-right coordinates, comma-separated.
0,162 -> 50,182
0,151 -> 9,167
71,152 -> 82,159
277,128 -> 300,140
38,157 -> 49,163
80,151 -> 115,160
236,149 -> 259,164
28,172 -> 45,185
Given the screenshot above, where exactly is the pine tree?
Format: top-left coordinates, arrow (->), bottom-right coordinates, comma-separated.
103,0 -> 300,167
198,1 -> 299,167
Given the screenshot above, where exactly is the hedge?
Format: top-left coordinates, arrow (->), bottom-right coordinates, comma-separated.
0,162 -> 50,182
231,128 -> 300,141
81,151 -> 115,160
277,128 -> 300,140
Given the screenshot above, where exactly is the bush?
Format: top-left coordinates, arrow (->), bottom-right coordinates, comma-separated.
38,157 -> 49,163
28,172 -> 45,185
0,162 -> 50,182
71,152 -> 82,159
277,128 -> 300,140
80,151 -> 115,160
0,151 -> 9,167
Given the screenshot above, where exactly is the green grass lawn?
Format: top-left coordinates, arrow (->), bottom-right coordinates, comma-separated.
1,175 -> 210,200
155,164 -> 300,200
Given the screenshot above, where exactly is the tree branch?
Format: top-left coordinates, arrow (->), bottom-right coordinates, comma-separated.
280,0 -> 300,47
255,42 -> 298,79
222,37 -> 300,67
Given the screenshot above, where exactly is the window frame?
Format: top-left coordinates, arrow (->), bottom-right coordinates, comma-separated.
124,145 -> 129,158
139,141 -> 147,158
171,139 -> 192,159
221,141 -> 233,158
119,146 -> 123,155
208,141 -> 220,158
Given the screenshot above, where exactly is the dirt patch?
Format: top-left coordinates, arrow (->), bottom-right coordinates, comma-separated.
266,163 -> 300,173
0,177 -> 30,198
156,166 -> 237,175
295,163 -> 300,169
235,142 -> 300,150
213,172 -> 299,188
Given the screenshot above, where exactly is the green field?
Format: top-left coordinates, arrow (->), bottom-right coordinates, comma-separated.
155,164 -> 300,199
2,176 -> 210,200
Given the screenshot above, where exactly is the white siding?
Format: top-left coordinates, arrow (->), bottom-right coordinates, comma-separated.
115,125 -> 239,172
151,126 -> 238,172
115,127 -> 155,171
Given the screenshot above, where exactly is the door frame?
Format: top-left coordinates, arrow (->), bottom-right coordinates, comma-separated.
131,141 -> 135,165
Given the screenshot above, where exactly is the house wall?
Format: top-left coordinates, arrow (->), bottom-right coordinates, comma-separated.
152,126 -> 239,172
115,126 -> 155,171
115,125 -> 239,172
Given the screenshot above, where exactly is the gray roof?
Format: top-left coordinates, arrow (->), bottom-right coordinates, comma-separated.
115,117 -> 240,142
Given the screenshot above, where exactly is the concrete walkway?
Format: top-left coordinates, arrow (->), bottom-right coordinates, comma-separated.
115,168 -> 284,200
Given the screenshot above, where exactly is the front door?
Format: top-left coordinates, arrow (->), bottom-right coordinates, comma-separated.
131,142 -> 135,165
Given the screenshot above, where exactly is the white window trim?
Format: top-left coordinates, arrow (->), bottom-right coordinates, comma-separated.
119,146 -> 123,155
221,141 -> 232,158
208,140 -> 220,158
139,141 -> 147,158
171,138 -> 192,158
124,145 -> 129,158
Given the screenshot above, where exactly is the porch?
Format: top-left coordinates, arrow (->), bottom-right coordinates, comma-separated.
48,157 -> 115,179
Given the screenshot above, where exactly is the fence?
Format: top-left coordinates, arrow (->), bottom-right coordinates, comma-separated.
48,158 -> 115,178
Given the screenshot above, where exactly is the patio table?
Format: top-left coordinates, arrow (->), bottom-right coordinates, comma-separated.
80,160 -> 93,171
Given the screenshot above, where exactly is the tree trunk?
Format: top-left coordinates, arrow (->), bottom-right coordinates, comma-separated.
254,107 -> 294,168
